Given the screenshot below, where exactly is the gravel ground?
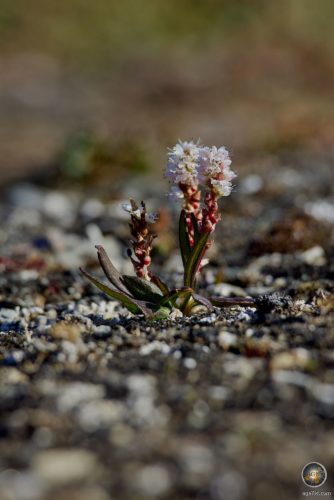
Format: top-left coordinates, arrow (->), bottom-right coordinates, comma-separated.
0,150 -> 334,500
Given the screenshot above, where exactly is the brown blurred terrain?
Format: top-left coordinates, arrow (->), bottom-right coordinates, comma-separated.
0,0 -> 334,183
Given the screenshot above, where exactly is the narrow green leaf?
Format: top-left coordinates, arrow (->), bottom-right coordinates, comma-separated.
184,232 -> 210,287
80,268 -> 151,315
121,275 -> 162,304
179,209 -> 191,267
160,288 -> 192,307
95,245 -> 128,294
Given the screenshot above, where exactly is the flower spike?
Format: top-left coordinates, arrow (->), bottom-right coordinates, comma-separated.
122,199 -> 158,280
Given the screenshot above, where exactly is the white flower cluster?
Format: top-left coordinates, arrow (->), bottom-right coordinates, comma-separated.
166,141 -> 200,200
166,140 -> 236,199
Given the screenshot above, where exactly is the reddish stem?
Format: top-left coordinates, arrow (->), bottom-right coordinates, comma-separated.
179,184 -> 201,247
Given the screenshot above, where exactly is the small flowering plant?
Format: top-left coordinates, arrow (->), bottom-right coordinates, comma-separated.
80,141 -> 256,318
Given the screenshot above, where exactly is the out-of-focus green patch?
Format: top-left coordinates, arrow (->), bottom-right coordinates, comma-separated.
0,1 -> 273,69
58,131 -> 150,184
1,0 -> 334,75
262,132 -> 311,155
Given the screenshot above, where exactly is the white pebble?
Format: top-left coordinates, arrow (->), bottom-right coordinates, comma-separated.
183,358 -> 197,369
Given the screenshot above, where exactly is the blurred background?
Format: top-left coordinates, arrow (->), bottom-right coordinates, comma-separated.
1,0 -> 334,184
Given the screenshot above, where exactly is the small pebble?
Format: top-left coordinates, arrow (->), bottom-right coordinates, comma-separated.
183,358 -> 197,369
32,449 -> 99,485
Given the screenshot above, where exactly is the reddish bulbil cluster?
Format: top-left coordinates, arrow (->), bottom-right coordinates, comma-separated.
122,199 -> 157,280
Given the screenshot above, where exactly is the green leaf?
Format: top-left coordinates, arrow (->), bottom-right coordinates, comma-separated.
184,232 -> 210,288
147,307 -> 172,321
95,245 -> 128,294
179,209 -> 191,267
160,288 -> 192,308
121,276 -> 163,304
80,268 -> 151,315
